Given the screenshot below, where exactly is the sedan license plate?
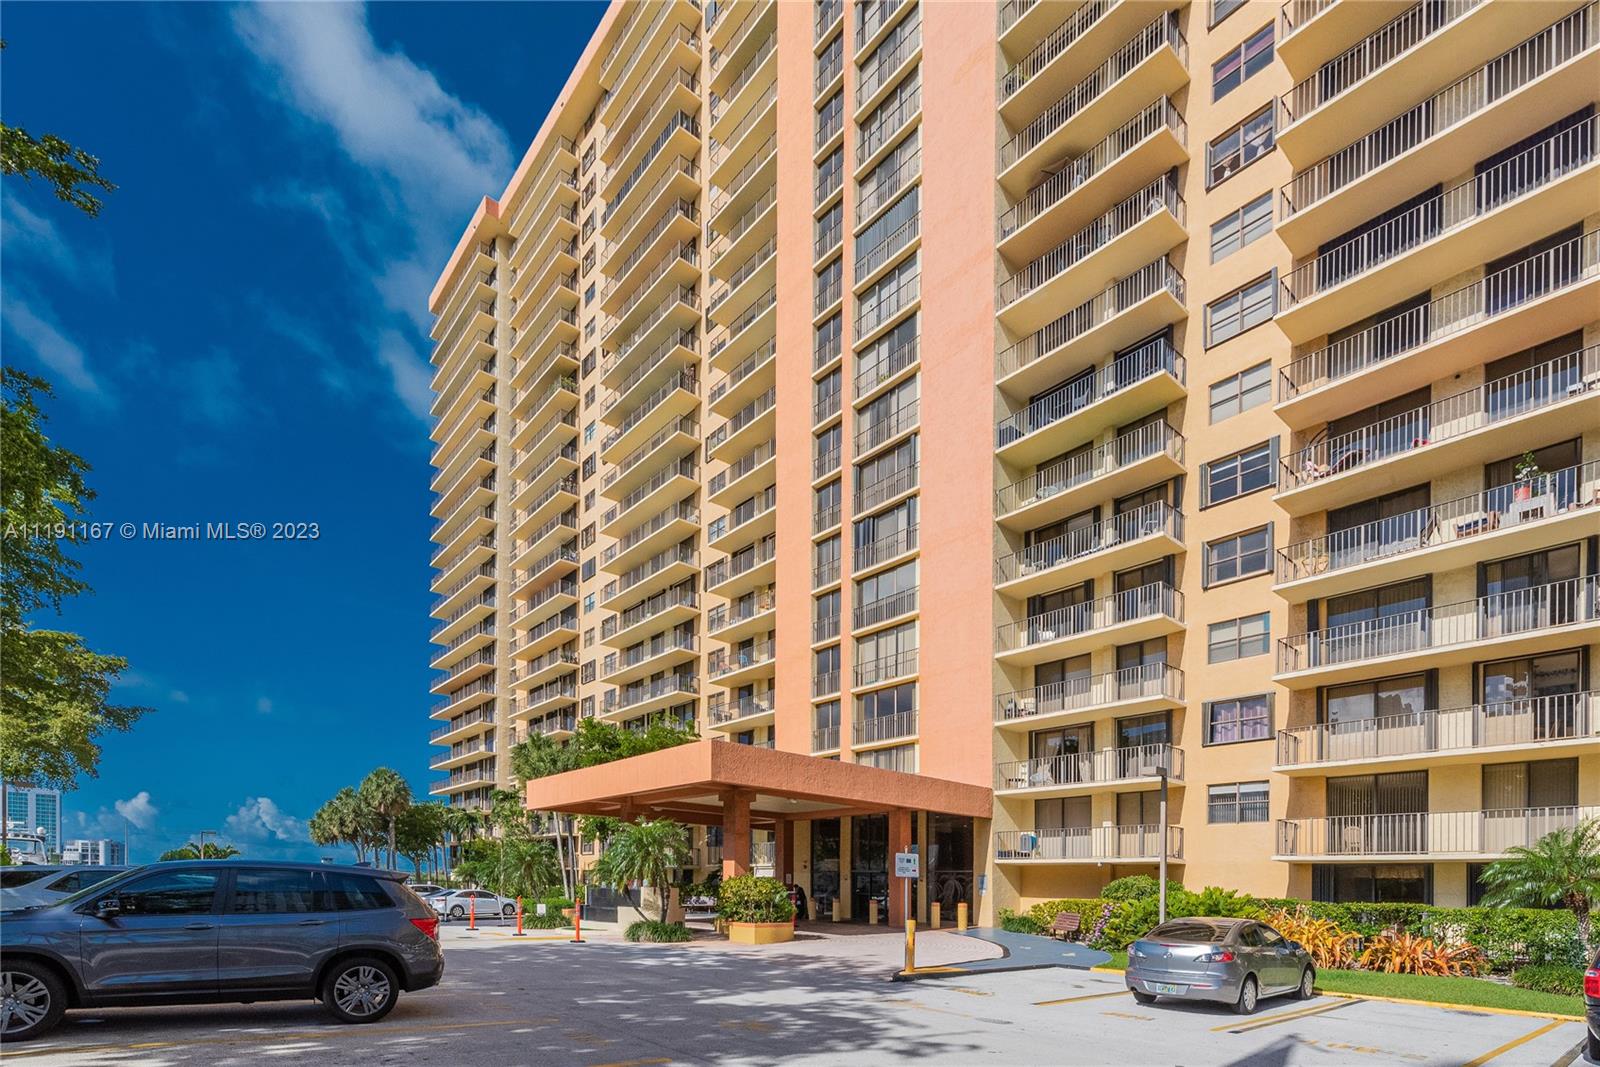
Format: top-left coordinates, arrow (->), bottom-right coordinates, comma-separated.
1147,982 -> 1186,995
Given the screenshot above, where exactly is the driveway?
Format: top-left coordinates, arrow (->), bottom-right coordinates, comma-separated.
5,926 -> 1587,1066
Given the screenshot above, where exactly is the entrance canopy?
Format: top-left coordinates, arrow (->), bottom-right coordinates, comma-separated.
524,740 -> 992,827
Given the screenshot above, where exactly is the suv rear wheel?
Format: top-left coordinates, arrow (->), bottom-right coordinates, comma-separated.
321,956 -> 399,1025
1,963 -> 67,1041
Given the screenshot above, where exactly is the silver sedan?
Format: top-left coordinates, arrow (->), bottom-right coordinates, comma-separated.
1125,917 -> 1315,1014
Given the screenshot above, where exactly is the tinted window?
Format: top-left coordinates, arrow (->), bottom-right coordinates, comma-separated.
1148,921 -> 1225,942
1236,924 -> 1263,947
117,870 -> 220,915
232,868 -> 320,914
323,872 -> 391,911
1259,926 -> 1285,947
0,869 -> 58,888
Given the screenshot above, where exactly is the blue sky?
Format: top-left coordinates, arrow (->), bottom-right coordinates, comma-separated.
2,2 -> 604,863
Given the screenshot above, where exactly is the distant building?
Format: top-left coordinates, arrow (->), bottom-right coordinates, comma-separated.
4,785 -> 63,857
62,838 -> 127,866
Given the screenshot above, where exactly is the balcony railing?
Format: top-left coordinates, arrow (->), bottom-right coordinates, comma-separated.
1282,4 -> 1600,216
705,536 -> 776,588
710,133 -> 776,217
1000,0 -> 1113,101
709,691 -> 776,724
709,339 -> 776,409
816,39 -> 844,96
1277,460 -> 1600,583
1276,806 -> 1600,857
855,523 -> 918,572
430,706 -> 495,742
855,213 -> 920,283
709,640 -> 776,680
611,112 -> 701,211
816,0 -> 842,42
1277,575 -> 1600,674
709,237 -> 776,317
1282,117 -> 1598,307
813,669 -> 841,697
813,725 -> 841,752
1279,345 -> 1600,491
1000,99 -> 1185,241
996,582 -> 1182,653
1279,229 -> 1600,400
996,502 -> 1182,586
602,369 -> 699,454
706,387 -> 775,454
998,0 -> 1039,34
857,10 -> 920,107
855,327 -> 919,398
997,663 -> 1183,724
856,270 -> 919,338
996,420 -> 1184,516
857,0 -> 913,52
997,742 -> 1182,791
709,286 -> 776,361
709,33 -> 775,126
856,397 -> 918,455
997,258 -> 1184,382
854,647 -> 918,687
1282,0 -> 1487,122
854,587 -> 918,630
611,543 -> 698,599
996,337 -> 1182,446
857,81 -> 920,165
1277,691 -> 1600,767
606,584 -> 698,638
855,460 -> 918,513
998,14 -> 1184,171
813,613 -> 841,643
708,590 -> 775,633
708,487 -> 774,543
709,439 -> 775,496
996,825 -> 1182,862
857,144 -> 920,226
604,416 -> 698,491
607,633 -> 697,675
855,708 -> 918,745
608,674 -> 699,714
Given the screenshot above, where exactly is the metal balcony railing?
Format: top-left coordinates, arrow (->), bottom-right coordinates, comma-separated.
706,388 -> 775,454
1000,0 -> 1113,100
602,369 -> 699,454
997,258 -> 1184,381
856,271 -> 919,338
997,742 -> 1182,791
710,237 -> 776,317
996,825 -> 1182,861
857,10 -> 920,107
813,613 -> 841,643
708,487 -> 775,543
1277,575 -> 1600,674
854,460 -> 917,513
857,80 -> 920,165
709,691 -> 776,724
1276,460 -> 1600,583
708,590 -> 776,633
813,669 -> 841,697
855,213 -> 920,284
853,587 -> 918,630
709,440 -> 775,496
853,647 -> 918,687
607,585 -> 698,638
430,706 -> 495,742
996,502 -> 1182,585
606,633 -> 697,676
997,663 -> 1183,724
711,133 -> 776,217
857,0 -> 914,52
608,674 -> 699,714
813,558 -> 841,589
996,420 -> 1184,516
856,397 -> 918,455
816,0 -> 843,42
1282,4 -> 1599,216
610,112 -> 701,211
996,338 -> 1182,447
857,143 -> 920,227
710,185 -> 775,262
855,523 -> 918,572
855,708 -> 917,745
1276,806 -> 1600,858
1279,345 -> 1600,492
705,537 -> 775,589
709,640 -> 776,680
996,582 -> 1182,653
709,286 -> 776,360
855,327 -> 919,398
813,725 -> 841,752
604,416 -> 698,490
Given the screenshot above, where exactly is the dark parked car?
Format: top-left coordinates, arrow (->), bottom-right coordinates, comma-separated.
0,860 -> 443,1041
1584,947 -> 1598,1063
1126,917 -> 1315,1014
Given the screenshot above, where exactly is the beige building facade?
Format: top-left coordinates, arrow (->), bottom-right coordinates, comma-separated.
427,0 -> 1600,921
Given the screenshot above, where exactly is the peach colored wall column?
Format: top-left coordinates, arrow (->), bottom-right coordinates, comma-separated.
914,0 -> 999,788
774,819 -> 794,884
887,808 -> 912,925
722,789 -> 752,879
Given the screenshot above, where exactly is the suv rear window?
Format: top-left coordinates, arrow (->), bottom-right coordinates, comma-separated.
232,869 -> 320,913
0,869 -> 58,888
1148,921 -> 1227,942
323,872 -> 393,911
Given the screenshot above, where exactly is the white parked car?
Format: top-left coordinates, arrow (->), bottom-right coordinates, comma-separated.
430,888 -> 516,920
406,883 -> 446,898
0,866 -> 130,910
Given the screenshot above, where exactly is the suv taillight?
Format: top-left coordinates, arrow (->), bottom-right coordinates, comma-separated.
411,916 -> 440,940
1584,968 -> 1600,999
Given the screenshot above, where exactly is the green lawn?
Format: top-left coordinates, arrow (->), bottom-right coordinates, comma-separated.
1092,950 -> 1581,1016
1094,949 -> 1128,971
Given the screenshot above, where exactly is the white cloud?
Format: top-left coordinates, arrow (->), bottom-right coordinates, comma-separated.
114,791 -> 159,830
225,796 -> 309,843
231,3 -> 513,425
170,690 -> 191,704
1,196 -> 116,293
1,293 -> 107,399
180,351 -> 248,426
256,696 -> 274,714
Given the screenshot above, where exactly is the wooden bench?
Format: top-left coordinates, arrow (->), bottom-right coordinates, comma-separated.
1049,911 -> 1081,941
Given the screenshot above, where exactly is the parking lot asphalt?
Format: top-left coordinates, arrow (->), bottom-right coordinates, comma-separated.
3,926 -> 1589,1067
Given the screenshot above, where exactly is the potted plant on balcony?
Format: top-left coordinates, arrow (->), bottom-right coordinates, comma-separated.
718,873 -> 796,944
1513,452 -> 1545,502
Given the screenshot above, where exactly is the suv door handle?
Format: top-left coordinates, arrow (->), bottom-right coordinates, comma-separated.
298,919 -> 328,926
184,922 -> 215,931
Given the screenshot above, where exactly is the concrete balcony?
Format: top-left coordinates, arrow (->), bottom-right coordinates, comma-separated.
996,743 -> 1182,798
601,674 -> 698,723
995,502 -> 1183,602
707,440 -> 776,508
704,536 -> 776,599
854,709 -> 918,751
604,502 -> 700,576
705,387 -> 775,464
995,825 -> 1182,865
708,285 -> 776,374
1276,115 -> 1599,342
996,14 -> 1187,200
1275,574 -> 1600,686
996,337 -> 1184,465
604,585 -> 698,650
510,608 -> 579,664
1278,4 -> 1600,253
599,369 -> 700,466
1275,692 -> 1600,775
511,679 -> 577,724
601,415 -> 699,503
708,691 -> 776,731
602,633 -> 698,688
707,589 -> 775,643
1274,806 -> 1600,861
602,544 -> 699,612
995,582 -> 1183,667
707,487 -> 776,554
1276,344 -> 1600,516
600,456 -> 697,540
509,649 -> 579,694
996,420 -> 1185,533
429,706 -> 496,747
995,663 -> 1184,733
708,640 -> 776,688
528,714 -> 577,742
709,339 -> 775,418
1277,0 -> 1414,79
1275,460 -> 1600,603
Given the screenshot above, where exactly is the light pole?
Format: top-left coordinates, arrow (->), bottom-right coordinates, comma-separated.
197,829 -> 219,859
1156,766 -> 1169,924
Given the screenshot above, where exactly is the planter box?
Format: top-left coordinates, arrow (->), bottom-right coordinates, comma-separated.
726,921 -> 794,945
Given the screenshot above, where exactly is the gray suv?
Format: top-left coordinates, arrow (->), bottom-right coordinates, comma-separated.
0,860 -> 444,1040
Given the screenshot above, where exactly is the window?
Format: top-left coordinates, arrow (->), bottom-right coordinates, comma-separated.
1208,107 -> 1274,187
1203,440 -> 1277,505
1205,526 -> 1271,586
115,870 -> 220,915
1208,781 -> 1269,823
1206,695 -> 1273,745
1207,274 -> 1276,345
583,593 -> 595,613
1213,24 -> 1273,99
1208,613 -> 1270,663
584,421 -> 595,443
1210,0 -> 1246,27
324,872 -> 393,910
231,868 -> 320,914
1313,864 -> 1432,904
1210,193 -> 1273,262
1209,361 -> 1272,422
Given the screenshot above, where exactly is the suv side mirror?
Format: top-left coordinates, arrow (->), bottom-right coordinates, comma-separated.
94,897 -> 123,919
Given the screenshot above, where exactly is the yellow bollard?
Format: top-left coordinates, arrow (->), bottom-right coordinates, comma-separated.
831,897 -> 842,922
929,903 -> 941,931
957,901 -> 968,932
905,918 -> 917,974
869,898 -> 880,925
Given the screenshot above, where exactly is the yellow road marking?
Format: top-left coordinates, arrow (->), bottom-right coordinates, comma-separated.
3,1018 -> 534,1059
1460,1019 -> 1568,1067
1317,989 -> 1585,1022
1033,988 -> 1131,1007
589,1059 -> 670,1067
1213,997 -> 1361,1033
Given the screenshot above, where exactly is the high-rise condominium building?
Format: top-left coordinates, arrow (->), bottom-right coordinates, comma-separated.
62,839 -> 128,866
4,785 -> 64,858
427,0 -> 1600,922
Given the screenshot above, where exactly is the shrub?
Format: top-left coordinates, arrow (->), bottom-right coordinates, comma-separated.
1024,897 -> 1106,930
1264,907 -> 1360,970
1190,886 -> 1262,919
998,908 -> 1047,935
520,896 -> 574,929
1358,927 -> 1485,976
1510,963 -> 1585,996
1256,899 -> 1581,971
1098,897 -> 1164,950
1102,875 -> 1184,903
717,874 -> 795,924
626,919 -> 693,943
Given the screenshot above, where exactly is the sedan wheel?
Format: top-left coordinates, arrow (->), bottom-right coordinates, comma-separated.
1234,976 -> 1259,1015
449,904 -> 465,919
502,903 -> 515,918
1295,967 -> 1315,1000
0,967 -> 66,1041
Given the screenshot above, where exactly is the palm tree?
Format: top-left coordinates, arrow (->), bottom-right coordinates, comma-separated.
441,805 -> 482,880
502,837 -> 561,901
592,818 -> 690,922
360,768 -> 413,869
327,787 -> 370,864
159,841 -> 240,861
1479,818 -> 1600,953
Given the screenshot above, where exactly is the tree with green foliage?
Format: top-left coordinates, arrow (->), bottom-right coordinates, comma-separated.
395,802 -> 447,878
159,841 -> 240,861
592,818 -> 690,922
0,42 -> 117,216
359,768 -> 412,869
1480,819 -> 1600,955
501,837 -> 561,901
